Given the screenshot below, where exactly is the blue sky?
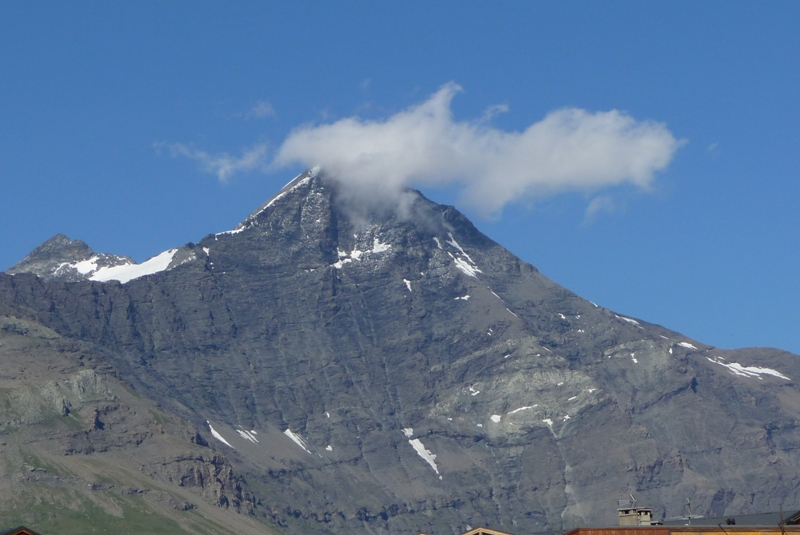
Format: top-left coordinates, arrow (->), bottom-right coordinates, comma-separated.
2,2 -> 799,353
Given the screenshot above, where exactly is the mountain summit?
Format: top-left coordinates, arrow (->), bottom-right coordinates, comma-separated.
3,170 -> 800,535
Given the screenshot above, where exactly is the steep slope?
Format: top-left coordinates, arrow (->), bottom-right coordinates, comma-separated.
0,315 -> 276,535
4,170 -> 800,535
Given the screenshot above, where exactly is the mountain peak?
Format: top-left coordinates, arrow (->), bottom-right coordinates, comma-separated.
6,234 -> 135,282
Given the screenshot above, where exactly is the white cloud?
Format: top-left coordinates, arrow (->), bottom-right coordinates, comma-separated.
165,142 -> 269,182
583,195 -> 620,225
273,83 -> 684,215
246,100 -> 276,119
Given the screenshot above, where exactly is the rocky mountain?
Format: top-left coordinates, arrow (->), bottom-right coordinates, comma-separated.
3,169 -> 800,535
6,234 -> 135,282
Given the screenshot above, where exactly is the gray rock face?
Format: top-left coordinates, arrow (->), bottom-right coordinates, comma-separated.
4,170 -> 800,535
7,233 -> 134,282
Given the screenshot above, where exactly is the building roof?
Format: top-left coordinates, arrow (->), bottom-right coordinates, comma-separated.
662,510 -> 800,527
0,527 -> 43,535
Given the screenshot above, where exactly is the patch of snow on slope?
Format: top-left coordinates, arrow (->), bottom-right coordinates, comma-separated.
615,315 -> 640,325
216,227 -> 245,236
237,429 -> 259,444
543,419 -> 553,426
90,249 -> 178,283
506,308 -> 519,318
402,428 -> 414,438
433,237 -> 443,249
450,254 -> 481,278
284,429 -> 311,453
207,422 -> 234,449
490,415 -> 501,423
455,295 -> 470,300
332,240 -> 391,268
707,356 -> 790,380
446,233 -> 475,263
508,406 -> 536,414
403,279 -> 412,291
372,238 -> 391,253
255,176 -> 310,215
678,342 -> 697,350
408,438 -> 440,475
74,257 -> 100,274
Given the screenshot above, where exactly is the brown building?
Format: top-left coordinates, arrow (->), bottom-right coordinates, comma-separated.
0,527 -> 43,535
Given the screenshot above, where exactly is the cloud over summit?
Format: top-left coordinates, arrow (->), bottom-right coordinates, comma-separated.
274,83 -> 683,215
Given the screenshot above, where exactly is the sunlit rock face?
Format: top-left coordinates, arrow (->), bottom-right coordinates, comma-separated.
4,169 -> 800,535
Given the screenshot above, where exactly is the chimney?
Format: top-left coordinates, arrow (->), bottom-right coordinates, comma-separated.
617,498 -> 656,526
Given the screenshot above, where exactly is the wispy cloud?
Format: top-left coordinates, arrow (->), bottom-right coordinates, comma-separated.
273,82 -> 684,216
246,100 -> 276,120
583,195 -> 620,225
162,142 -> 269,182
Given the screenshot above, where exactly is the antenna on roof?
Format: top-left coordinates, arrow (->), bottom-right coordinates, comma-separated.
780,504 -> 787,535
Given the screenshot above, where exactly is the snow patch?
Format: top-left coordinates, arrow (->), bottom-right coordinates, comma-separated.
207,422 -> 234,449
490,415 -> 501,423
468,386 -> 480,396
455,295 -> 471,301
707,356 -> 790,381
403,279 -> 412,292
446,233 -> 475,263
631,353 -> 638,364
506,308 -> 519,318
408,438 -> 439,475
433,237 -> 443,249
332,240 -> 391,269
283,429 -> 311,453
74,257 -> 100,275
325,445 -> 333,451
508,406 -> 536,414
91,249 -> 178,283
402,428 -> 414,438
237,429 -> 259,444
678,342 -> 697,350
616,315 -> 640,325
543,419 -> 553,427
372,238 -> 391,253
450,254 -> 481,278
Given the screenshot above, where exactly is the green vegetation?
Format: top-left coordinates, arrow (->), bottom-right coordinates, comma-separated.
0,489 -> 241,535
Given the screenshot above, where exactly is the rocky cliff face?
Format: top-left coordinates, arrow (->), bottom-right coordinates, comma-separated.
4,170 -> 800,535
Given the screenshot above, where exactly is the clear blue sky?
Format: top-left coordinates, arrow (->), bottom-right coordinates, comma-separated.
2,2 -> 799,353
